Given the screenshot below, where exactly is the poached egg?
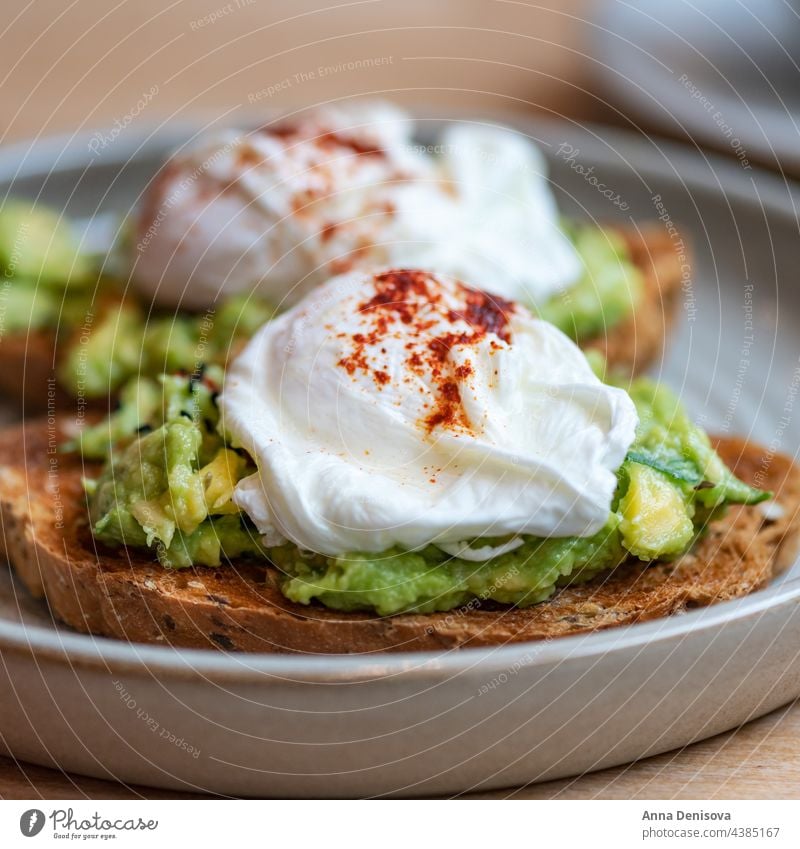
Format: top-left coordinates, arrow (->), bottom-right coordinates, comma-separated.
132,101 -> 581,310
220,268 -> 638,557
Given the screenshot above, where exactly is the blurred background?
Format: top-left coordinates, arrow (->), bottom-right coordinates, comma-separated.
3,0 -> 799,174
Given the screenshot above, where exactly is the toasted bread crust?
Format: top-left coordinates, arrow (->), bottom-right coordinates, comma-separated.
0,224 -> 683,413
1,420 -> 798,654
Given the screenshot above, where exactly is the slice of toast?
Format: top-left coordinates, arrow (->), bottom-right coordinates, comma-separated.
1,420 -> 798,654
0,223 -> 684,413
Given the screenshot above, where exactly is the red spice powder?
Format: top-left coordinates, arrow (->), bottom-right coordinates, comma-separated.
361,269 -> 437,324
319,222 -> 339,243
316,131 -> 385,159
261,119 -> 386,159
236,145 -> 264,168
448,286 -> 515,343
335,270 -> 515,433
423,380 -> 470,432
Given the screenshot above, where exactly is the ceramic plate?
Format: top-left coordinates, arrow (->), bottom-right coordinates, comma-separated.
1,117 -> 800,797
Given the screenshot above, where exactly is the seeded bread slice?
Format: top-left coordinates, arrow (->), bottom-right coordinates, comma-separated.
0,223 -> 683,414
1,420 -> 797,654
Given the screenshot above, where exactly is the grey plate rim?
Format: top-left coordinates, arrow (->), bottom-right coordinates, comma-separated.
2,117 -> 800,684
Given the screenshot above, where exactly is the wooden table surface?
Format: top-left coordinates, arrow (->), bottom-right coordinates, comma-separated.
2,0 -> 798,801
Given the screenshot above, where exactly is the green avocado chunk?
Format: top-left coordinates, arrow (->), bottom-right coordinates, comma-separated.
619,462 -> 695,560
79,370 -> 770,616
56,294 -> 277,399
272,516 -> 627,616
85,368 -> 265,568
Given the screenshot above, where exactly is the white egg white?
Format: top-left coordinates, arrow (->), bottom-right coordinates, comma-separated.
133,102 -> 581,310
220,268 -> 638,557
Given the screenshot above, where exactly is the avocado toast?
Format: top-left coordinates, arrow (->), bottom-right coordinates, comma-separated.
1,422 -> 797,653
1,267 -> 794,654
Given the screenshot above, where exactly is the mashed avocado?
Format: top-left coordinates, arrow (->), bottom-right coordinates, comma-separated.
0,199 -> 96,337
85,367 -> 266,568
538,224 -> 643,341
271,518 -> 627,615
78,371 -> 768,615
56,294 -> 277,398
